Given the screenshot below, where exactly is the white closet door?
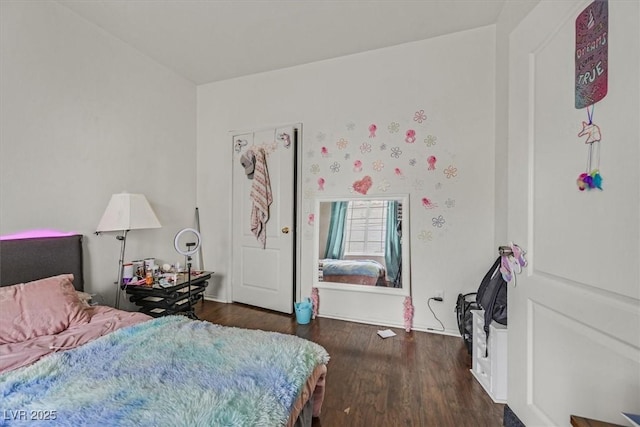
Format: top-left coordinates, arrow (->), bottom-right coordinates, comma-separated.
231,126 -> 298,314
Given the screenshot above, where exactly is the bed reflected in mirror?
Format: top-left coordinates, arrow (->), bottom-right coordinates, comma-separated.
313,195 -> 410,296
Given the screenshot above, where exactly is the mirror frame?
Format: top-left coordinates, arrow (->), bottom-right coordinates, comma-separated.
313,194 -> 411,296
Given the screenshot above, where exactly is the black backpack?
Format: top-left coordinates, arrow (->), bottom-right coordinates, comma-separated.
476,257 -> 508,339
456,292 -> 479,355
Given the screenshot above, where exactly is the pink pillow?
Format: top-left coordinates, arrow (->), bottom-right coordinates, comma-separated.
0,274 -> 90,344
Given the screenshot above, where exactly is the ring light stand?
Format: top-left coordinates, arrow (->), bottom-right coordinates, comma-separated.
174,228 -> 201,320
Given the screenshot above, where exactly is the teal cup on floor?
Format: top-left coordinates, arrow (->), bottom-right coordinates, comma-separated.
294,299 -> 313,324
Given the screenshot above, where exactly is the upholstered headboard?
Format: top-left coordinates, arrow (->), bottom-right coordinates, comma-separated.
0,235 -> 84,290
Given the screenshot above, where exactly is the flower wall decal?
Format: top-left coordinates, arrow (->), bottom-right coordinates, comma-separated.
432,215 -> 446,228
427,156 -> 437,170
360,142 -> 372,154
424,135 -> 437,146
308,109 -> 464,247
388,122 -> 400,133
444,165 -> 458,178
378,179 -> 390,192
418,230 -> 433,241
405,129 -> 416,143
422,197 -> 438,209
413,110 -> 427,123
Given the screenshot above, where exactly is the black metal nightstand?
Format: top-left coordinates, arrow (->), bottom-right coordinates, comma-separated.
125,271 -> 212,317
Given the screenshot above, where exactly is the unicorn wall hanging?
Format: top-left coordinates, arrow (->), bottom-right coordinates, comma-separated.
575,0 -> 608,191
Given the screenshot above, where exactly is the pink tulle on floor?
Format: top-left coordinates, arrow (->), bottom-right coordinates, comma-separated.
311,287 -> 319,319
403,296 -> 414,332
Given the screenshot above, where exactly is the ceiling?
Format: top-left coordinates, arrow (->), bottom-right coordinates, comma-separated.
58,0 -> 507,85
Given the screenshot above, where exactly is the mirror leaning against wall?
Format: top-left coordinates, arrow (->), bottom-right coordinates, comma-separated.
313,195 -> 410,296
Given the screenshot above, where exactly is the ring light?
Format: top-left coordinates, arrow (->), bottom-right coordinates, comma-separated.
174,228 -> 201,256
173,227 -> 202,320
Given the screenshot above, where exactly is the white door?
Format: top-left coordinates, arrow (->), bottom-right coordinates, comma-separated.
231,125 -> 299,314
508,1 -> 639,426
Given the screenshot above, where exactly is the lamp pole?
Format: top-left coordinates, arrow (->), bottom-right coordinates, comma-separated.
115,230 -> 129,309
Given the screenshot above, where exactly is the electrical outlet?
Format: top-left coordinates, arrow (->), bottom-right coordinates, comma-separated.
434,290 -> 444,301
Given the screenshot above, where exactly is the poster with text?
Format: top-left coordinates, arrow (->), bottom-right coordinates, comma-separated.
575,0 -> 608,109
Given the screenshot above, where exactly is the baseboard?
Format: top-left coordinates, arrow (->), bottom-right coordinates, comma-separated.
199,301 -> 460,338
503,405 -> 525,427
202,295 -> 227,303
316,313 -> 459,337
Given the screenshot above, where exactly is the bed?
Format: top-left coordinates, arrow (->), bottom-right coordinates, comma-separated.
0,234 -> 328,426
318,258 -> 387,286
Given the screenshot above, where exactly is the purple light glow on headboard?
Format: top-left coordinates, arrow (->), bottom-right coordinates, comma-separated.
0,229 -> 77,241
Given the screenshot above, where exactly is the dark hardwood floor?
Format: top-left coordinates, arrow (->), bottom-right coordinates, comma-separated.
195,300 -> 504,427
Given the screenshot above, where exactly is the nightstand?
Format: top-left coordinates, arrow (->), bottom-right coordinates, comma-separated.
125,271 -> 212,317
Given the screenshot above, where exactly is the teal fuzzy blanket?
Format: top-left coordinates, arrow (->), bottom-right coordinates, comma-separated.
0,316 -> 329,426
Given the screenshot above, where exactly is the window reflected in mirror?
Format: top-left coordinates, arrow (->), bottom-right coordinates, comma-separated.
316,197 -> 406,290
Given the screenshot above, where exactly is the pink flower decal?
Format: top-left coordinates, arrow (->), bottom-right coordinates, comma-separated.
352,176 -> 373,195
405,129 -> 416,143
394,167 -> 405,179
353,160 -> 363,172
321,146 -> 329,157
368,124 -> 377,138
308,213 -> 315,225
421,197 -> 438,209
317,177 -> 325,191
427,155 -> 437,170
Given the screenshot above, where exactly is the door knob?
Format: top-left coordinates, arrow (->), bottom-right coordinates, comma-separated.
281,227 -> 290,234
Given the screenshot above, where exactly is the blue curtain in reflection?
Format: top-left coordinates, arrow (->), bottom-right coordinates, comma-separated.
323,201 -> 348,259
385,201 -> 402,286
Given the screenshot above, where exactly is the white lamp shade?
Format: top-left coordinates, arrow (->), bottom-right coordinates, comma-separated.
96,193 -> 161,232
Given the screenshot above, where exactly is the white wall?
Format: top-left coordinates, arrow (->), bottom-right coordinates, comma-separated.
198,26 -> 496,333
0,1 -> 197,305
